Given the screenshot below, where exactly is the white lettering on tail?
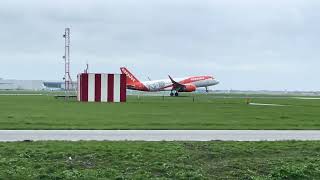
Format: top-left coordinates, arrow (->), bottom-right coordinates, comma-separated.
122,68 -> 136,82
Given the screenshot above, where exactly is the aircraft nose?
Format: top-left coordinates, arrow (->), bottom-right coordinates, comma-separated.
209,77 -> 219,85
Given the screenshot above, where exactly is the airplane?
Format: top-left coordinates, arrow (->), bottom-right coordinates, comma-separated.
120,67 -> 219,96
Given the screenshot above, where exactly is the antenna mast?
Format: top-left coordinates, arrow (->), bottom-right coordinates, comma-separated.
63,28 -> 73,94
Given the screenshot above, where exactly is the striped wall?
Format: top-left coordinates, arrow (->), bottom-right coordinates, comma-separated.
77,73 -> 126,102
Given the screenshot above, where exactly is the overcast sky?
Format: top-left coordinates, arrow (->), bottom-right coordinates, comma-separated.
0,0 -> 319,90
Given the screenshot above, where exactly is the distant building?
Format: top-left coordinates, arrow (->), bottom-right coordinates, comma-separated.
43,81 -> 77,90
0,79 -> 45,90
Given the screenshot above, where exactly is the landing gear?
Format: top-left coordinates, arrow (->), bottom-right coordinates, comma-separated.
170,90 -> 179,97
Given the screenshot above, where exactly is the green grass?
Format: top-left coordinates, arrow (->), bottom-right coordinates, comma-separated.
0,141 -> 319,179
0,93 -> 320,129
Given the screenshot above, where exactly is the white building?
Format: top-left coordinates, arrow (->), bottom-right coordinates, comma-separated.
0,79 -> 45,90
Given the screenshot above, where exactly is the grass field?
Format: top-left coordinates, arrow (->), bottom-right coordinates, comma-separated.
0,93 -> 320,129
0,141 -> 319,179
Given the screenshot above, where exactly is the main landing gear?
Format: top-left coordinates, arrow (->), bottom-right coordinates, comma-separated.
170,91 -> 179,97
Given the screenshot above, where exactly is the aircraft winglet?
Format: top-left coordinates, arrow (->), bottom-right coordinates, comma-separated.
168,75 -> 184,90
168,75 -> 177,84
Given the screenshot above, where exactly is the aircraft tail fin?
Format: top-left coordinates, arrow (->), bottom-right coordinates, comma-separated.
120,67 -> 141,85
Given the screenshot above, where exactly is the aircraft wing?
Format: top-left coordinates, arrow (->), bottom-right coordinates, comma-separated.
168,75 -> 185,91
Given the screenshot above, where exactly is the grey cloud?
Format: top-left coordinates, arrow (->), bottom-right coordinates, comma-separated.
0,0 -> 319,90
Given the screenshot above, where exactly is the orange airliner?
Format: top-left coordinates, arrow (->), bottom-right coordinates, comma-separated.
120,67 -> 219,96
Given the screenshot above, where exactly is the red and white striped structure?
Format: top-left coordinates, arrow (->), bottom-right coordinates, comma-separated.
77,73 -> 126,102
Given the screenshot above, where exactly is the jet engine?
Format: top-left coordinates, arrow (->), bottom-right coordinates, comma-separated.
180,84 -> 196,92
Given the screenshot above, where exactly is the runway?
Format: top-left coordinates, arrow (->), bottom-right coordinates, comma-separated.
1,130 -> 320,142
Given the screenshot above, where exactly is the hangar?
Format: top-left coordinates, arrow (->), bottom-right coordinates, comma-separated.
0,78 -> 45,90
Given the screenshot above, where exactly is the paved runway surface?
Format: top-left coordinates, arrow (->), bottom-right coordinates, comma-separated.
1,130 -> 320,142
